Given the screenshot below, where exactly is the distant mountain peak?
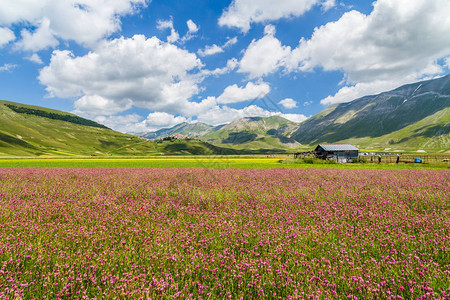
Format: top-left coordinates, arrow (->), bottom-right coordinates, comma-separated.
291,75 -> 450,151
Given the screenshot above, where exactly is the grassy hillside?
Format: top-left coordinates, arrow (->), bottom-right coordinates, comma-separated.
330,107 -> 450,152
291,75 -> 450,152
201,116 -> 301,150
0,100 -> 231,156
154,138 -> 240,155
142,122 -> 214,139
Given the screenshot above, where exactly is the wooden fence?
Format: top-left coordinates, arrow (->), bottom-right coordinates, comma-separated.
359,154 -> 450,164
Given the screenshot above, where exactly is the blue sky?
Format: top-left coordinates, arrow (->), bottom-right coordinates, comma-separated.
1,0 -> 449,133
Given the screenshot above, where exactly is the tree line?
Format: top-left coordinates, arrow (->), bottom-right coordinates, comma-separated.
5,104 -> 109,129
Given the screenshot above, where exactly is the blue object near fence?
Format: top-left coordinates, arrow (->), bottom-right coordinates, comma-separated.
414,158 -> 422,163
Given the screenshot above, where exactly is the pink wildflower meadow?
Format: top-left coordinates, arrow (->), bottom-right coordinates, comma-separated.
0,168 -> 449,299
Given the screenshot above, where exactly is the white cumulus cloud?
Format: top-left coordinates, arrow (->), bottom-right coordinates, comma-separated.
279,98 -> 297,109
201,58 -> 239,77
198,37 -> 237,57
186,19 -> 199,33
219,0 -> 322,33
216,82 -> 270,104
0,64 -> 17,72
321,0 -> 336,11
282,114 -> 308,123
198,44 -> 224,57
26,53 -> 44,64
181,19 -> 200,43
157,18 -> 180,43
39,35 -> 203,117
239,25 -> 291,78
196,105 -> 308,125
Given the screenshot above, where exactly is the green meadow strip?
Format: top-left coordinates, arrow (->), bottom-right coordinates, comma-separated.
0,157 -> 448,169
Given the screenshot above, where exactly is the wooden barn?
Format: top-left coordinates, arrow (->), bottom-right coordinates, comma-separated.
314,144 -> 359,163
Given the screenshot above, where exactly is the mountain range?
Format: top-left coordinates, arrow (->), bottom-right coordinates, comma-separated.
141,75 -> 450,152
291,75 -> 450,151
142,116 -> 301,150
1,75 -> 449,156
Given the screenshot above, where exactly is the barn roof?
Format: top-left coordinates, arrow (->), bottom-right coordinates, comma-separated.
316,144 -> 359,151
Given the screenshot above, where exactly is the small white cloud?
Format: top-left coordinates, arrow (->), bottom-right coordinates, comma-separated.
167,29 -> 180,43
303,100 -> 313,106
201,58 -> 239,76
186,19 -> 199,33
181,19 -> 200,42
157,18 -> 179,43
198,37 -> 238,57
216,82 -> 270,104
282,114 -> 308,123
198,44 -> 224,57
0,27 -> 15,47
264,24 -> 276,36
321,0 -> 336,11
26,53 -> 44,64
0,63 -> 17,72
223,37 -> 238,48
279,98 -> 297,109
156,19 -> 173,30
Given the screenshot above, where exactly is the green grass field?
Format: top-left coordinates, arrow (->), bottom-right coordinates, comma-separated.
0,156 -> 448,169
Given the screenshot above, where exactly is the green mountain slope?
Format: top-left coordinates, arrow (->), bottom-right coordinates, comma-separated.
154,138 -> 241,155
200,116 -> 301,150
0,100 -> 161,156
0,100 -> 229,156
138,116 -> 301,151
291,75 -> 450,152
142,122 -> 214,139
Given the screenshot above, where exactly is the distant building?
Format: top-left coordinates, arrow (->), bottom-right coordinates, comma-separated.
314,144 -> 359,163
169,133 -> 190,140
159,133 -> 191,141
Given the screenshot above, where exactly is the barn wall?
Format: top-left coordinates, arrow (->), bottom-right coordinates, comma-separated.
332,151 -> 359,163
